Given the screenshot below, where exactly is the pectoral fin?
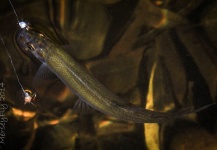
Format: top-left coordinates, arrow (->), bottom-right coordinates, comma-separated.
33,64 -> 56,87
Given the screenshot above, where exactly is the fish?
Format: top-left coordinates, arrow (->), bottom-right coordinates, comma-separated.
15,24 -> 214,123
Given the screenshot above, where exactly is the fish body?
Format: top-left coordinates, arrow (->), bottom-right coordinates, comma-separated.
16,26 -> 211,123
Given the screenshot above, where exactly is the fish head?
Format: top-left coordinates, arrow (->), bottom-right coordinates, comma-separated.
16,26 -> 48,63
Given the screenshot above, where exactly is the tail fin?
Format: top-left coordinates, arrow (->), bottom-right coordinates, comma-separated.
176,103 -> 216,116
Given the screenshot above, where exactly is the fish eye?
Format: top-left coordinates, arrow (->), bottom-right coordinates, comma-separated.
27,43 -> 35,51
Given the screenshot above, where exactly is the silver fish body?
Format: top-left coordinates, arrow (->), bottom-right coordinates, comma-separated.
16,27 -> 208,123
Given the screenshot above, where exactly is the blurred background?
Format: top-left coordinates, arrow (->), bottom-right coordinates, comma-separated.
1,0 -> 217,149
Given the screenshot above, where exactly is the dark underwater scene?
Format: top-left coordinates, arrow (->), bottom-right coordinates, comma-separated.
1,0 -> 217,149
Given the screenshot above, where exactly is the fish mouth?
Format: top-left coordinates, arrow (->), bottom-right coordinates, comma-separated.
15,22 -> 54,54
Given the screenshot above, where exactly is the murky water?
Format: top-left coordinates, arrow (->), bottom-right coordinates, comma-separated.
0,0 -> 217,149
